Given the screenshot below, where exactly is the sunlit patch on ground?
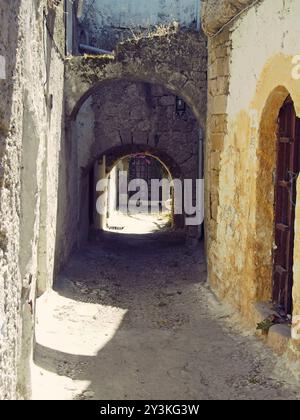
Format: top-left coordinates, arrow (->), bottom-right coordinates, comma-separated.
105,212 -> 172,234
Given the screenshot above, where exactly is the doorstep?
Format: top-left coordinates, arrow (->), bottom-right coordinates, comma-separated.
267,323 -> 291,355
252,302 -> 291,355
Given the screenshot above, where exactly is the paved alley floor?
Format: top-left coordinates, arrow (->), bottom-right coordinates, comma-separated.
32,231 -> 300,400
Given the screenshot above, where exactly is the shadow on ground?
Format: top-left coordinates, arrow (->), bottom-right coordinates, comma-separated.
33,231 -> 299,400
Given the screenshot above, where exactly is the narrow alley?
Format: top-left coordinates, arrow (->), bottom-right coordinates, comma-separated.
33,232 -> 298,400
1,0 -> 300,401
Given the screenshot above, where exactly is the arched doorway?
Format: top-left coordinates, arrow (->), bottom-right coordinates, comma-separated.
256,87 -> 300,319
272,96 -> 300,316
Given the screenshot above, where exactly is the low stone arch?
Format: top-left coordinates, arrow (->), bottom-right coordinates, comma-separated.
81,143 -> 185,235
83,144 -> 183,181
73,78 -> 203,217
96,144 -> 183,181
65,30 -> 207,127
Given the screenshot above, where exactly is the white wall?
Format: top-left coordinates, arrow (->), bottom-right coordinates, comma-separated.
81,0 -> 200,28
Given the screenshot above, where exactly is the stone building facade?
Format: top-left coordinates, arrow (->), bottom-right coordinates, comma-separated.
202,0 -> 300,359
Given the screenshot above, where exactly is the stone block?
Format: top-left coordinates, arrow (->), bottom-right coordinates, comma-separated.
209,114 -> 228,133
216,46 -> 227,59
159,96 -> 175,106
202,0 -> 253,36
213,95 -> 228,115
210,133 -> 225,150
216,57 -> 230,77
267,324 -> 291,355
210,151 -> 221,170
209,76 -> 229,96
208,62 -> 218,79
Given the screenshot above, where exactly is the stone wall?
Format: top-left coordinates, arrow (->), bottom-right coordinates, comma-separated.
203,0 -> 300,360
0,0 -> 65,399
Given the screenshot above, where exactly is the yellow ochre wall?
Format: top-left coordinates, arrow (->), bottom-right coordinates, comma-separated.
206,0 -> 300,357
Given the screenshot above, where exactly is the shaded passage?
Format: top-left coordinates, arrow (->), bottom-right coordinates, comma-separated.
33,232 -> 299,400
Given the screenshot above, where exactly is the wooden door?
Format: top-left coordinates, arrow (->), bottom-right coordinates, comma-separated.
272,96 -> 300,316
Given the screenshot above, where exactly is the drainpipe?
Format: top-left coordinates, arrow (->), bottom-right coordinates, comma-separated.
79,43 -> 113,55
198,127 -> 204,239
196,0 -> 201,32
198,127 -> 204,179
65,0 -> 74,55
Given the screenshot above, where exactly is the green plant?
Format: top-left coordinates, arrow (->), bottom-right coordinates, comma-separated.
256,316 -> 275,334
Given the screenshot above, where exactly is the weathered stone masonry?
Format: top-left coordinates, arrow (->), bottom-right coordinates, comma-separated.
65,30 -> 207,124
0,0 -> 65,399
205,30 -> 231,242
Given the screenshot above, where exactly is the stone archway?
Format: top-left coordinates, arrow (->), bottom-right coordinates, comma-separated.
76,87 -> 195,245
65,29 -> 207,127
84,144 -> 183,180
57,31 -> 207,272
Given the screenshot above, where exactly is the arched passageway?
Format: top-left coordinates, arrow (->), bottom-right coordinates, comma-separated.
83,143 -> 186,239
56,78 -> 204,259
55,25 -> 208,273
103,153 -> 174,235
